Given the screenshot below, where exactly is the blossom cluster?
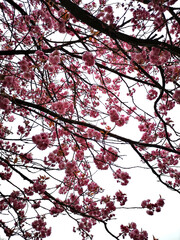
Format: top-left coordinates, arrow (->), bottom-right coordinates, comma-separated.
45,145 -> 69,168
86,128 -> 102,140
50,199 -> 64,216
9,191 -> 26,212
173,89 -> 180,104
1,75 -> 14,88
96,5 -> 114,24
44,50 -> 61,73
94,147 -> 118,170
33,179 -> 47,194
147,89 -> 158,100
0,96 -> 11,112
65,161 -> 79,176
109,108 -> 119,122
19,59 -> 34,79
82,52 -> 95,66
51,100 -> 74,115
131,50 -> 147,65
32,132 -> 50,150
0,159 -> 12,181
149,47 -> 170,65
114,190 -> 127,206
113,169 -> 131,185
141,198 -> 165,215
121,222 -> 148,240
32,216 -> 51,239
88,182 -> 100,194
109,108 -> 129,126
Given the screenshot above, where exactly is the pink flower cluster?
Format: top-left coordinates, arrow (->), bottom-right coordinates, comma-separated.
24,186 -> 34,196
50,199 -> 64,216
100,196 -> 116,219
36,50 -> 48,62
109,107 -> 129,126
105,147 -> 118,162
138,121 -> 157,143
9,191 -> 26,211
86,128 -> 102,141
52,101 -> 66,115
2,76 -> 14,88
121,222 -> 148,240
141,198 -> 165,215
158,100 -> 175,115
165,65 -> 180,83
113,169 -> 131,185
109,108 -> 119,122
114,190 -> 127,206
147,89 -> 158,100
82,52 -> 95,66
88,182 -> 99,194
116,115 -> 129,127
49,50 -> 60,65
19,59 -> 34,79
94,147 -> 118,170
32,132 -> 50,150
32,216 -> 51,238
57,20 -> 66,33
0,167 -> 12,181
173,89 -> 180,104
20,153 -> 33,164
33,179 -> 47,194
75,149 -> 84,161
65,161 -> 79,176
52,100 -> 74,115
0,199 -> 8,212
32,201 -> 41,209
166,168 -> 180,188
131,50 -> 147,65
97,5 -> 114,24
43,50 -> 61,73
149,47 -> 170,65
0,96 -> 10,112
78,217 -> 95,234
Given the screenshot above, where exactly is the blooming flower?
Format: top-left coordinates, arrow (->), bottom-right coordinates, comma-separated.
173,89 -> 180,104
82,52 -> 95,66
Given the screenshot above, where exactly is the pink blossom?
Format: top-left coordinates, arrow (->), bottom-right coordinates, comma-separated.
8,115 -> 15,122
52,101 -> 66,115
65,161 -> 79,176
23,72 -> 31,79
0,96 -> 10,112
113,169 -> 131,185
33,179 -> 46,194
104,147 -> 118,163
32,132 -> 50,150
99,0 -> 106,4
88,182 -> 99,193
32,201 -> 41,209
59,20 -> 66,33
82,52 -> 95,66
116,115 -> 129,126
3,76 -> 14,88
32,217 -> 51,238
149,47 -> 170,65
104,6 -> 113,13
109,108 -> 119,122
115,190 -> 127,206
173,89 -> 180,104
147,89 -> 158,100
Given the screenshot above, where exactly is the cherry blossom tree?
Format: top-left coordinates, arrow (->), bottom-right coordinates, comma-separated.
0,0 -> 179,239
